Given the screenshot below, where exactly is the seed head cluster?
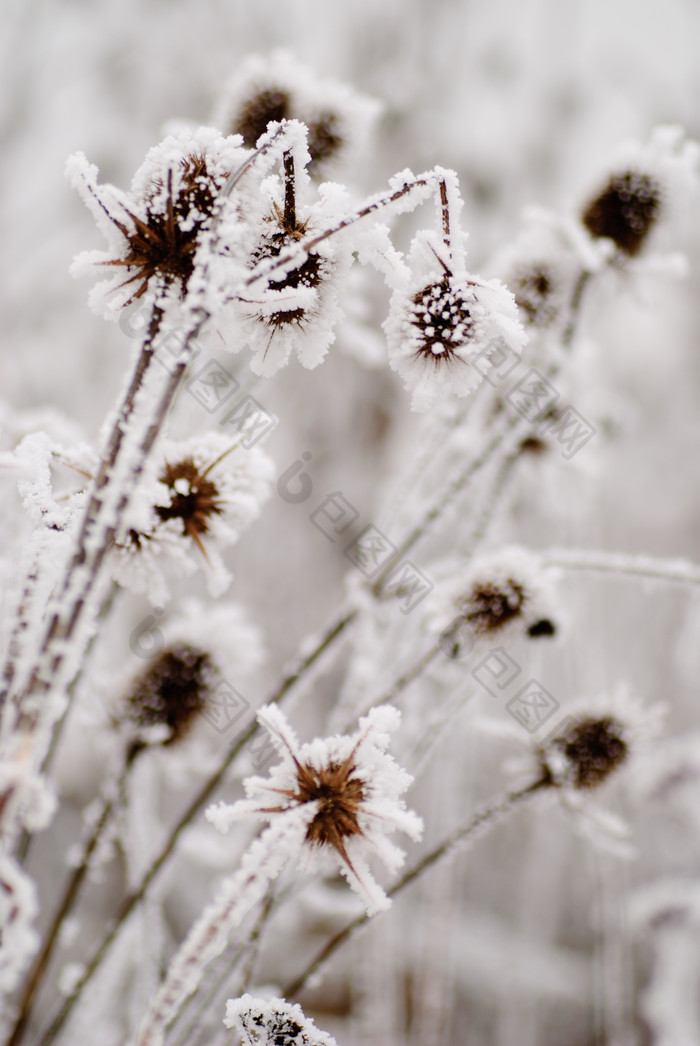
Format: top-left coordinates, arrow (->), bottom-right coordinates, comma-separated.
231,88 -> 344,174
582,170 -> 661,257
512,264 -> 560,327
285,753 -> 365,869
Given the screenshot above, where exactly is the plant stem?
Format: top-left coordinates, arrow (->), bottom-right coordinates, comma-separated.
543,548 -> 700,588
283,776 -> 552,998
6,745 -> 140,1046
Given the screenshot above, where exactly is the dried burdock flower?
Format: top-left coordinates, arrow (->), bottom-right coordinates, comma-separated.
385,187 -> 526,410
428,547 -> 558,651
579,125 -> 699,260
214,51 -> 379,179
67,128 -> 248,316
207,704 -> 422,915
125,644 -> 216,746
225,995 -> 338,1046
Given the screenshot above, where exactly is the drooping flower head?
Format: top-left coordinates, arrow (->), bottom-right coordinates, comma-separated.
231,124 -> 352,375
214,51 -> 379,179
67,128 -> 248,317
580,125 -> 699,259
384,173 -> 526,411
207,704 -> 422,915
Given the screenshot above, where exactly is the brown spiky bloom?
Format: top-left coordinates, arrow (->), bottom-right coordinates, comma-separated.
102,153 -> 225,302
547,715 -> 629,790
409,276 -> 476,365
155,457 -> 224,555
306,111 -> 344,173
582,170 -> 661,257
126,644 -> 215,744
208,705 -> 422,914
459,578 -> 526,636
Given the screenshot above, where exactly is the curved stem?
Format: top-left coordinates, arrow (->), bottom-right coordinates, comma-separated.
283,776 -> 552,998
5,744 -> 139,1046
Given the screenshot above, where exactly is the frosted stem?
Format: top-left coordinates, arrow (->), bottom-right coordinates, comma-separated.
129,811 -> 310,1046
543,548 -> 700,588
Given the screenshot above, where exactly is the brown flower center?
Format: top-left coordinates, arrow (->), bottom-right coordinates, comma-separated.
126,644 -> 214,744
232,88 -> 291,147
156,458 -> 223,550
104,153 -> 224,302
460,578 -> 526,635
554,715 -> 629,789
294,760 -> 365,854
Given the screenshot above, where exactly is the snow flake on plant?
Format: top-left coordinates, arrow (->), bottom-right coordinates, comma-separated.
66,127 -> 248,318
428,547 -> 558,655
384,228 -> 526,411
112,432 -> 273,598
214,51 -> 379,178
225,995 -> 337,1046
580,125 -> 699,259
206,704 -> 422,915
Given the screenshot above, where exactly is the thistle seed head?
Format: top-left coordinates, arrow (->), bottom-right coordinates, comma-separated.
155,457 -> 224,548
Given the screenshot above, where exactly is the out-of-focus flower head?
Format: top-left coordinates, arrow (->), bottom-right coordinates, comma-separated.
579,125 -> 699,260
428,547 -> 559,657
214,51 -> 379,179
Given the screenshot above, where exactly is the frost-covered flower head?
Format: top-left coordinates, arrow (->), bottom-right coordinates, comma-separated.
580,126 -> 699,259
225,995 -> 337,1046
121,599 -> 262,749
384,173 -> 526,411
231,125 -> 352,376
113,432 -> 273,598
214,50 -> 379,178
67,127 -> 248,317
207,704 -> 422,915
538,690 -> 663,793
429,547 -> 558,656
